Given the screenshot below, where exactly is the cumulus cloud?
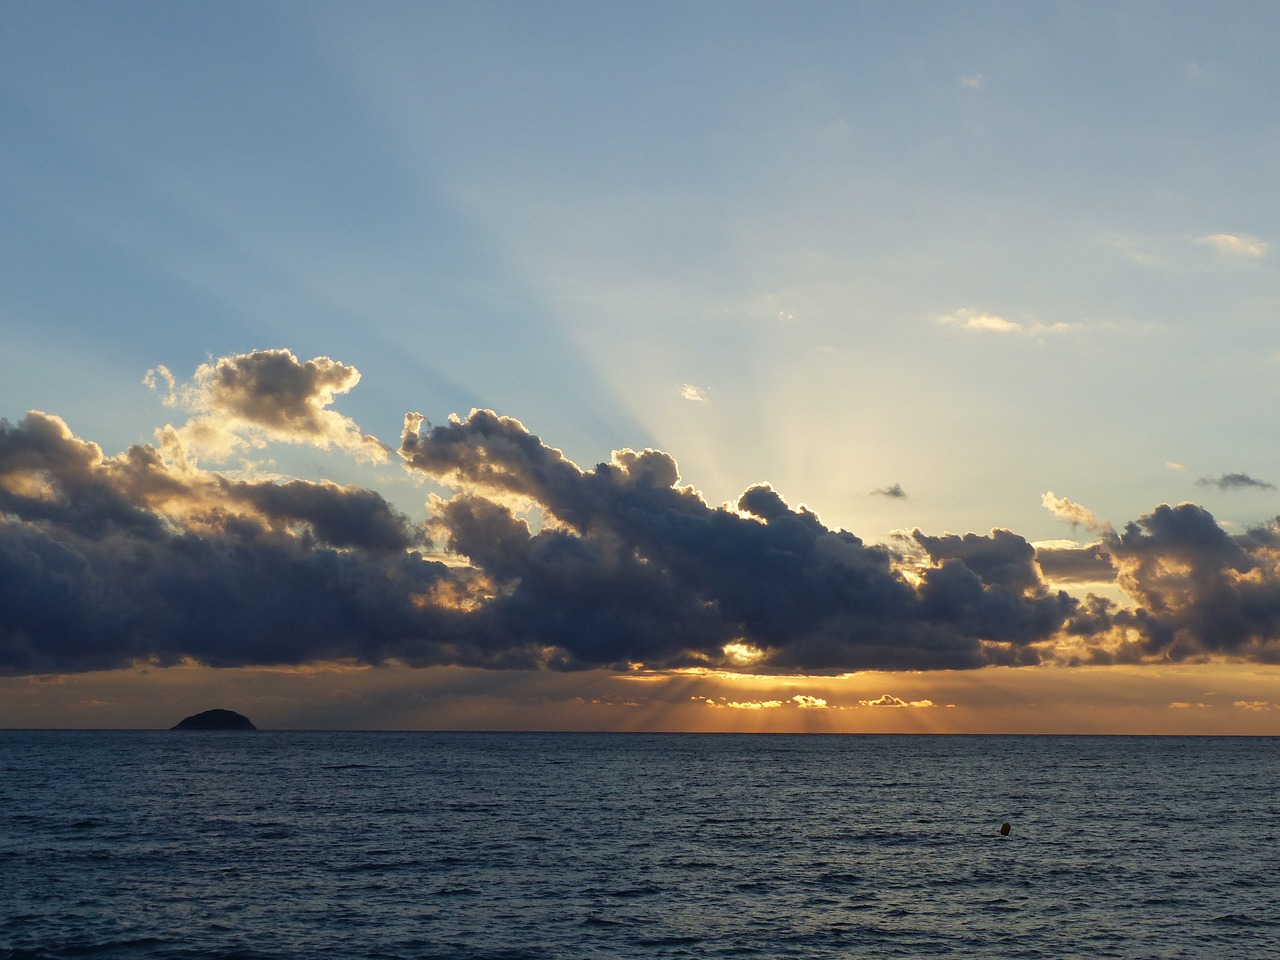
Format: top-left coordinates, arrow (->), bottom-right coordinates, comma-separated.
1196,233 -> 1269,258
680,384 -> 709,402
1197,472 -> 1276,492
16,349 -> 1280,679
148,349 -> 388,463
399,409 -> 1081,672
1055,501 -> 1280,664
910,528 -> 1045,595
0,408 -> 451,676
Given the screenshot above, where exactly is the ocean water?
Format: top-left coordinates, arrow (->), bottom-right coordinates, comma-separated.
2,732 -> 1278,959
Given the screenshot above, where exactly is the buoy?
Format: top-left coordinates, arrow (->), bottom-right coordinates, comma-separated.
1000,822 -> 1011,836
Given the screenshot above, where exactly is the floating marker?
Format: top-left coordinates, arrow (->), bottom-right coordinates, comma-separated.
1000,822 -> 1011,836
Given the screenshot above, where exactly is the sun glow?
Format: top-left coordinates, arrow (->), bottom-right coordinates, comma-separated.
722,641 -> 766,667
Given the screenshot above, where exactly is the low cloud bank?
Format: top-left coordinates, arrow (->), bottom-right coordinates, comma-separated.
5,350 -> 1280,676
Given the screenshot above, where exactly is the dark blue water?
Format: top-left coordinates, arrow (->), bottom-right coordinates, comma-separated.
2,732 -> 1278,958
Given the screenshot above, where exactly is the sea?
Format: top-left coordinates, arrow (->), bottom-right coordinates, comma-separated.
2,732 -> 1278,960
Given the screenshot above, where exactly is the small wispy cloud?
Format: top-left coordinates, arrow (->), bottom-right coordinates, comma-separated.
1234,700 -> 1276,712
142,365 -> 178,406
1166,461 -> 1186,473
940,309 -> 1021,332
938,308 -> 1076,336
1042,491 -> 1114,535
870,483 -> 907,499
1197,472 -> 1276,492
1196,233 -> 1269,258
959,73 -> 983,89
1099,234 -> 1163,267
680,384 -> 709,403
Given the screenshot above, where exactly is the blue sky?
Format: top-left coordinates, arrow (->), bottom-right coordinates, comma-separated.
5,2 -> 1278,525
4,2 -> 1280,730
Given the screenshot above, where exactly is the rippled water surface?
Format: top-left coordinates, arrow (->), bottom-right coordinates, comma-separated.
2,732 -> 1279,958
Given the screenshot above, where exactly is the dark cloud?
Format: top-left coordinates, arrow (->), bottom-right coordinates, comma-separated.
1197,472 -> 1276,491
0,413 -> 165,540
1033,542 -> 1117,585
439,494 -> 725,670
1102,502 -> 1280,661
0,412 -> 467,675
223,479 -> 423,552
13,352 -> 1280,677
1030,503 -> 1280,665
871,483 -> 907,499
0,522 -> 476,676
911,529 -> 1044,594
401,410 -> 1079,672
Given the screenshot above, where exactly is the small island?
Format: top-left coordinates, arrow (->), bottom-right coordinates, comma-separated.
170,708 -> 258,731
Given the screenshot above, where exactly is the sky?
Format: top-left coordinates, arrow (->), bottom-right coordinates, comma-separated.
3,1 -> 1280,732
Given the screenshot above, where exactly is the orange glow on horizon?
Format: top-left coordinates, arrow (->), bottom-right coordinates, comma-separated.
3,660 -> 1280,736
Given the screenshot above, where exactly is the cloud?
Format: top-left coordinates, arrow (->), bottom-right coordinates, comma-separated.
399,409 -> 1280,670
959,73 -> 983,89
0,408 -> 455,676
1082,503 -> 1280,663
680,384 -> 709,402
148,349 -> 388,463
1042,491 -> 1114,536
910,528 -> 1045,594
694,697 -> 783,710
792,694 -> 828,709
1034,541 -> 1116,585
17,350 -> 1280,679
223,479 -> 423,552
1197,473 -> 1276,492
859,694 -> 935,708
938,309 -> 1078,336
1100,234 -> 1163,267
870,483 -> 907,499
939,309 -> 1021,333
400,409 -> 1081,672
1196,233 -> 1269,258
693,695 -> 828,710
